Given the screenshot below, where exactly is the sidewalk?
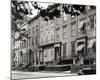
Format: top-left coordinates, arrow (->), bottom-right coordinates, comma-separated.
12,70 -> 74,74
12,70 -> 78,80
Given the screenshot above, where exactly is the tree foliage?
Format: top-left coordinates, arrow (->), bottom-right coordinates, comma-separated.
11,0 -> 96,41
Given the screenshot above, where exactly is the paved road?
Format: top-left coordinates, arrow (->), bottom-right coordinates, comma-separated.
11,71 -> 77,80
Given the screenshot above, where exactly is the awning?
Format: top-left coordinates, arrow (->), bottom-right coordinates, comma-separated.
79,21 -> 84,29
88,39 -> 95,48
76,45 -> 84,51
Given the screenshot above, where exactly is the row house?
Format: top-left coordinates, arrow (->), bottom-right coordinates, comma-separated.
39,17 -> 55,65
77,8 -> 96,65
38,5 -> 96,65
29,16 -> 40,65
12,16 -> 32,67
15,15 -> 40,66
38,6 -> 73,65
12,5 -> 96,67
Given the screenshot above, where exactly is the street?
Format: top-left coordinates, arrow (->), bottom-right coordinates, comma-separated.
11,71 -> 77,80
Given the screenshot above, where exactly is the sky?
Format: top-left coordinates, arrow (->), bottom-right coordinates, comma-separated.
27,2 -> 53,17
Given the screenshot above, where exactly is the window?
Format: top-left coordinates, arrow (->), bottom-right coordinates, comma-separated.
26,31 -> 28,36
18,47 -> 19,50
36,36 -> 38,44
26,40 -> 28,47
40,36 -> 43,43
51,34 -> 54,40
32,38 -> 34,46
22,42 -> 23,48
45,36 -> 48,42
63,25 -> 67,39
95,15 -> 96,24
36,25 -> 38,32
23,42 -> 25,48
29,38 -> 31,46
63,43 -> 67,59
20,43 -> 22,49
56,27 -> 60,41
45,21 -> 48,26
81,22 -> 86,31
90,15 -> 95,29
71,42 -> 75,58
40,25 -> 43,29
93,42 -> 96,53
24,41 -> 26,48
28,29 -> 31,35
88,48 -> 93,55
71,21 -> 76,37
79,20 -> 86,32
56,18 -> 61,25
32,27 -> 34,34
23,41 -> 25,48
87,22 -> 89,27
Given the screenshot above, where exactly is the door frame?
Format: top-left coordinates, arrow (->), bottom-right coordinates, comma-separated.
54,42 -> 61,61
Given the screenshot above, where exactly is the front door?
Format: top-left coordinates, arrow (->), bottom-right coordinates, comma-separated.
55,47 -> 61,60
29,49 -> 32,63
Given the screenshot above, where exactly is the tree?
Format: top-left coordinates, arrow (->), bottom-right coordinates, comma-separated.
11,0 -> 32,41
11,0 -> 95,41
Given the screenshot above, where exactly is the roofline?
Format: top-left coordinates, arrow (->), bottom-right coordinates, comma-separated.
20,13 -> 40,28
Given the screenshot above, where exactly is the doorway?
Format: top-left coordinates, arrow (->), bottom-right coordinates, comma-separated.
55,47 -> 61,61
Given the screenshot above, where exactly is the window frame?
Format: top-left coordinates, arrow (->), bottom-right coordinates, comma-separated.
63,24 -> 67,39
71,21 -> 76,37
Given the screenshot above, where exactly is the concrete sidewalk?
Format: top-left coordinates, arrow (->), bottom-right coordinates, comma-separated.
12,70 -> 78,80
